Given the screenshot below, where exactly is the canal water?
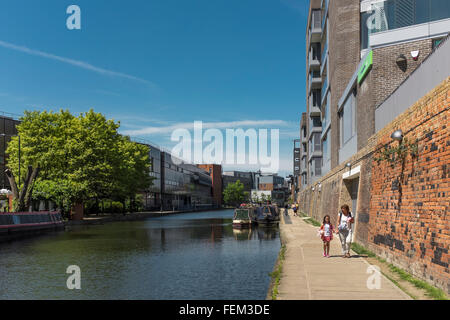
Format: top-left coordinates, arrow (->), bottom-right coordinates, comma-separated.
0,210 -> 280,299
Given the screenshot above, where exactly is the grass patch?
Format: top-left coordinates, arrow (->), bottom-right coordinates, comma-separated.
269,244 -> 286,300
351,243 -> 448,300
299,212 -> 321,227
387,264 -> 448,300
351,242 -> 376,258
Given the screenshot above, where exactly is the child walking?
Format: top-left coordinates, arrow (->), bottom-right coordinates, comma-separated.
319,215 -> 334,257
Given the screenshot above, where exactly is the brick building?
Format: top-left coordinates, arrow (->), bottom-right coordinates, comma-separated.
197,164 -> 223,207
299,0 -> 450,292
302,0 -> 450,189
297,34 -> 450,293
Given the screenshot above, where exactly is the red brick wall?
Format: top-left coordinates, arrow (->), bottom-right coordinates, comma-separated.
368,78 -> 449,293
259,183 -> 274,191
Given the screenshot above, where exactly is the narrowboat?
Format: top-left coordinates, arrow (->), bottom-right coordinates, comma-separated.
232,207 -> 254,228
253,205 -> 280,226
0,211 -> 65,241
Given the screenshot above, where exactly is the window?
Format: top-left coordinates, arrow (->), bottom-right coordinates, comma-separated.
322,96 -> 330,130
312,89 -> 321,107
314,133 -> 321,152
322,134 -> 330,162
149,157 -> 154,172
311,43 -> 321,61
361,0 -> 450,49
311,116 -> 322,128
315,158 -> 322,176
339,89 -> 356,146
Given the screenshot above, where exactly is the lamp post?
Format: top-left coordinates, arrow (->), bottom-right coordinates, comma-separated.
0,133 -> 20,188
391,129 -> 404,142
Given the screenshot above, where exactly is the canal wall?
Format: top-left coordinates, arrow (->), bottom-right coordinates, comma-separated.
66,207 -> 226,226
296,77 -> 450,293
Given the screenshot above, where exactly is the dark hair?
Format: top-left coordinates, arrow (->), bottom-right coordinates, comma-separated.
341,204 -> 350,212
323,215 -> 331,224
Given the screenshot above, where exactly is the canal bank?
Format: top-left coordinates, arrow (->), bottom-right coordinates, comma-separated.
67,207 -> 224,226
268,210 -> 411,300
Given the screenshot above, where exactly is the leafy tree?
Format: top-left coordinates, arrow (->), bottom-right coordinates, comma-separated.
260,193 -> 267,203
223,180 -> 247,207
6,109 -> 152,213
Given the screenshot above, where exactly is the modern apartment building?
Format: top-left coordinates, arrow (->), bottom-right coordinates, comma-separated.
302,0 -> 450,186
305,0 -> 324,185
299,113 -> 308,189
292,138 -> 301,192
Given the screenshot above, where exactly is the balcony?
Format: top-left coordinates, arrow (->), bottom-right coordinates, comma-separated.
301,159 -> 307,175
309,89 -> 321,116
301,134 -> 308,144
308,47 -> 321,70
309,71 -> 322,92
309,117 -> 322,140
309,10 -> 322,43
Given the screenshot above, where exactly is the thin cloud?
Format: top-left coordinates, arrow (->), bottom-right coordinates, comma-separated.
121,120 -> 289,136
0,40 -> 156,88
280,0 -> 308,16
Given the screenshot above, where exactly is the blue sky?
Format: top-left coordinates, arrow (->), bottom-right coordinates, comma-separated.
0,0 -> 308,176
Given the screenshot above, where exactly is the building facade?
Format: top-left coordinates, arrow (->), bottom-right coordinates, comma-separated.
303,0 -> 450,185
299,0 -> 450,292
0,113 -> 20,190
197,164 -> 223,207
222,171 -> 253,193
139,141 -> 215,211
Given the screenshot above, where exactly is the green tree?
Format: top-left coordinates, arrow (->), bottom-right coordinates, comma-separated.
6,109 -> 152,214
223,180 -> 248,207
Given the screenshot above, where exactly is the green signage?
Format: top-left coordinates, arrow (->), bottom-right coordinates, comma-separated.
357,50 -> 373,84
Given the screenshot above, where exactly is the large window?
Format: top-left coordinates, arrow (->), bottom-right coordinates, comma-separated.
312,89 -> 321,107
314,133 -> 321,152
322,134 -> 331,162
339,89 -> 356,146
361,0 -> 450,49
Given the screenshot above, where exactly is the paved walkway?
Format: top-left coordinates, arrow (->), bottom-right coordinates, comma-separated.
276,211 -> 411,300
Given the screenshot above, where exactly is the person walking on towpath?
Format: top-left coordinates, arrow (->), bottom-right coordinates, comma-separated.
292,203 -> 298,216
318,215 -> 334,258
336,204 -> 354,258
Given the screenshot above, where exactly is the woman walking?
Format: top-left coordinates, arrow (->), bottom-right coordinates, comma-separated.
336,204 -> 354,258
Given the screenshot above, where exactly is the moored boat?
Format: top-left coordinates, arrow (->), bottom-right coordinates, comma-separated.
253,205 -> 280,226
232,207 -> 254,228
0,211 -> 65,241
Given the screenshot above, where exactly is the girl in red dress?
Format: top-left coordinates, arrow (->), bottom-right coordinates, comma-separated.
319,215 -> 334,257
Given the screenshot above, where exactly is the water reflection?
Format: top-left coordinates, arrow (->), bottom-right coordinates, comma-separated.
0,210 -> 280,300
232,226 -> 279,241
